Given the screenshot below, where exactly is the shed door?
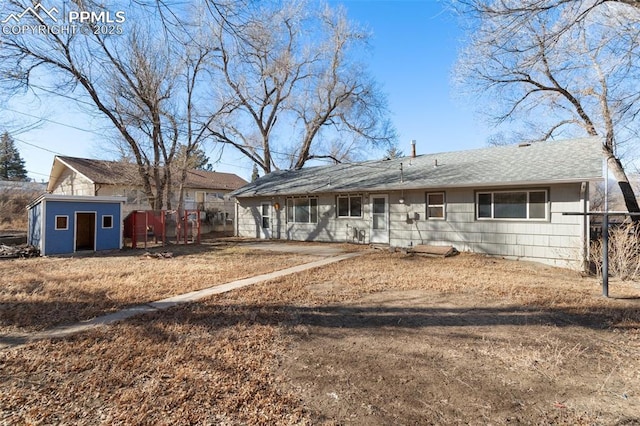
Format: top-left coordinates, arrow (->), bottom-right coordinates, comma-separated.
76,212 -> 96,251
370,195 -> 389,244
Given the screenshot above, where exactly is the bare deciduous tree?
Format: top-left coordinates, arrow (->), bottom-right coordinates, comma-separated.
105,27 -> 181,210
455,0 -> 640,217
1,0 -> 393,206
207,1 -> 395,173
0,0 -> 221,210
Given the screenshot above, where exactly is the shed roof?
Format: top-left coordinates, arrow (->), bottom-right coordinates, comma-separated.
48,156 -> 247,192
232,137 -> 604,197
27,194 -> 127,210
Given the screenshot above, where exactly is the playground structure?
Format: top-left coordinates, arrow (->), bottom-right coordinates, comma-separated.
123,210 -> 202,248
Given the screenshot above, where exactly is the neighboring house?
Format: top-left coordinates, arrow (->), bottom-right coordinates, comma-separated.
47,156 -> 248,230
231,137 -> 603,270
27,194 -> 126,255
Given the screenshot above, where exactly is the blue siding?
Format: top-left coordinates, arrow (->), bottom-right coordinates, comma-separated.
29,199 -> 122,255
44,201 -> 75,255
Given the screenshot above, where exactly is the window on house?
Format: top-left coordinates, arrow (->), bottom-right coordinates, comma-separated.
55,215 -> 68,230
102,215 -> 113,229
476,190 -> 548,220
125,189 -> 140,205
196,191 -> 205,203
261,203 -> 270,229
426,192 -> 445,219
286,197 -> 318,223
337,195 -> 362,218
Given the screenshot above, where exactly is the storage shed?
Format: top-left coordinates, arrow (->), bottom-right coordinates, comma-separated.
27,194 -> 126,256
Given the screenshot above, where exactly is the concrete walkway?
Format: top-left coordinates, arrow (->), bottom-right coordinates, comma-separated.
0,251 -> 361,351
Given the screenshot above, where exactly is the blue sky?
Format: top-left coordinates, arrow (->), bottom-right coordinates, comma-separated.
6,0 -> 491,182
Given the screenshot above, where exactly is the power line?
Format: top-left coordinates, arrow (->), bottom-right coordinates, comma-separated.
3,107 -> 98,135
12,87 -> 388,168
13,137 -> 65,156
216,160 -> 253,170
6,99 -> 395,174
18,86 -> 378,163
29,83 -> 97,109
26,169 -> 50,177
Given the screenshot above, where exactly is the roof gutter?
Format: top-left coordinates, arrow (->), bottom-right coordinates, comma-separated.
233,177 -> 604,198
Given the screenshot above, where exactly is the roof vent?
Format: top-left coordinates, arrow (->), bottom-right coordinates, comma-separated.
518,142 -> 532,147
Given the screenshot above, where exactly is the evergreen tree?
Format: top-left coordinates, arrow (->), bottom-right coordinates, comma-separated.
251,164 -> 259,182
0,132 -> 28,181
384,146 -> 404,160
175,144 -> 212,170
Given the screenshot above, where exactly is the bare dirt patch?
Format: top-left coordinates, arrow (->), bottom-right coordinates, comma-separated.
1,250 -> 639,424
237,252 -> 640,424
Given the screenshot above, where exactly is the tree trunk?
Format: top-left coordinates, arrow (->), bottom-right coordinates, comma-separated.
603,145 -> 640,221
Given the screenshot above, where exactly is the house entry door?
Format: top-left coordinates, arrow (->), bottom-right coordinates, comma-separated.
259,202 -> 271,239
370,195 -> 389,244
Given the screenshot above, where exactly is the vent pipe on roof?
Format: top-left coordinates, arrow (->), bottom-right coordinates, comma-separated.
411,140 -> 416,158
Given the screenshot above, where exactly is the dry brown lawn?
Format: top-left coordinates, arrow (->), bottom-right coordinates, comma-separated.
1,247 -> 640,425
0,242 -> 319,333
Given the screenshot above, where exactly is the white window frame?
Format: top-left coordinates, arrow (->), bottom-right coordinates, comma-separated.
336,195 -> 363,218
476,189 -> 548,221
55,215 -> 69,230
102,215 -> 114,229
426,192 -> 446,220
286,197 -> 319,224
261,202 -> 270,229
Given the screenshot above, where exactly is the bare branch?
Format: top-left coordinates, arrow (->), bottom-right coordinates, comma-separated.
455,0 -> 640,215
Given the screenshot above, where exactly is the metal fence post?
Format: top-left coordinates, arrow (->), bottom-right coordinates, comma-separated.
602,211 -> 609,298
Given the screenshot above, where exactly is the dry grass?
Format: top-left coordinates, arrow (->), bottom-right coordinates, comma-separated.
236,251 -> 640,326
0,243 -> 319,333
1,248 -> 639,424
0,189 -> 39,231
0,307 -> 309,425
591,223 -> 640,280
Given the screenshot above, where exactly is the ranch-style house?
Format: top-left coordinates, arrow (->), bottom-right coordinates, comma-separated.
231,137 -> 603,270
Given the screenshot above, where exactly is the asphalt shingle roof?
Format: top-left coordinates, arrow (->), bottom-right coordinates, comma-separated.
55,156 -> 248,191
232,137 -> 604,197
